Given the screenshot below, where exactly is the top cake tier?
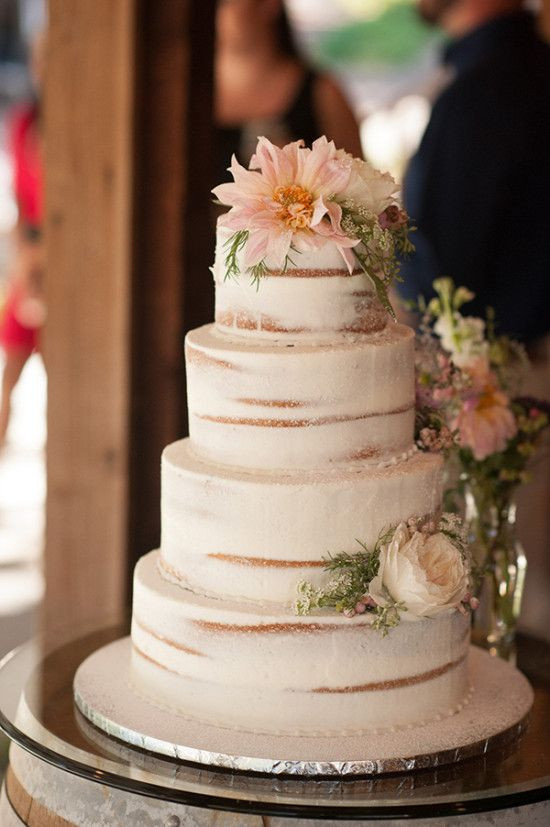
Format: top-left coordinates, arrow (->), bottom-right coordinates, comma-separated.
213,228 -> 388,343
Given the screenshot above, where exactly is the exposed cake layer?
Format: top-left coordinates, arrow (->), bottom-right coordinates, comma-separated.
186,324 -> 415,470
131,551 -> 471,735
160,439 -> 443,604
213,230 -> 387,341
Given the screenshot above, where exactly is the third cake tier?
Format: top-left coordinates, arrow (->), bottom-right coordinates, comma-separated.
159,439 -> 443,604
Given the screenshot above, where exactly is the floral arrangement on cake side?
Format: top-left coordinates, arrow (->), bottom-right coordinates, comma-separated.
295,513 -> 475,635
412,278 -> 550,643
212,136 -> 414,317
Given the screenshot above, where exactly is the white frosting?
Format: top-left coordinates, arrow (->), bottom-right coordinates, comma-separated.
213,226 -> 388,342
186,323 -> 415,470
159,439 -> 443,604
131,552 -> 470,735
128,227 -> 471,739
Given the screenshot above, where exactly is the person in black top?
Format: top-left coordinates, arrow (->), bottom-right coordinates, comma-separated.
397,1 -> 550,347
214,0 -> 362,185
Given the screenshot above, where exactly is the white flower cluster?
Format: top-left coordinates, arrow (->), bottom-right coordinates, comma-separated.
335,152 -> 400,215
434,314 -> 489,369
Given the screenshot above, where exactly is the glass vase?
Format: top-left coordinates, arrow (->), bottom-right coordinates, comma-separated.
463,480 -> 527,654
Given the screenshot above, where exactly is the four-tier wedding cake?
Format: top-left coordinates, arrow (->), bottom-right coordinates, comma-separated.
129,137 -> 473,736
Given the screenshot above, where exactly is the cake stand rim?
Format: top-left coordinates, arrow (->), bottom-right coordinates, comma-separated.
72,635 -> 534,777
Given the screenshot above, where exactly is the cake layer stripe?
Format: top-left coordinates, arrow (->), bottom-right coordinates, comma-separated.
194,620 -> 344,634
133,617 -> 206,657
236,398 -> 307,408
207,553 -> 326,568
215,310 -> 386,335
196,402 -> 413,429
186,346 -> 239,371
312,651 -> 468,693
261,267 -> 362,278
133,643 -> 178,674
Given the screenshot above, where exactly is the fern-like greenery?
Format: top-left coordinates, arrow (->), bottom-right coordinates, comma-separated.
223,230 -> 249,281
295,526 -> 402,633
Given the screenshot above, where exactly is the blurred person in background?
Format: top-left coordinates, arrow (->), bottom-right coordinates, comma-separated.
398,0 -> 550,639
0,30 -> 44,447
397,0 -> 550,348
214,0 -> 362,185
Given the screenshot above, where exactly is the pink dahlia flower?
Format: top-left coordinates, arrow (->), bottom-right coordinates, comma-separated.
212,136 -> 359,271
453,366 -> 517,460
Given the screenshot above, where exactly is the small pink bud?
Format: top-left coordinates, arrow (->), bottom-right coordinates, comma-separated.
530,407 -> 540,418
354,601 -> 367,614
378,204 -> 407,229
343,608 -> 356,618
469,597 -> 480,610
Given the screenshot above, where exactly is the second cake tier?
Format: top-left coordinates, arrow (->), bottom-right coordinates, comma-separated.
186,323 -> 415,470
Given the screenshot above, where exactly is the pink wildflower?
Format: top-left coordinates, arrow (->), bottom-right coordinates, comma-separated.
212,136 -> 358,271
453,368 -> 517,460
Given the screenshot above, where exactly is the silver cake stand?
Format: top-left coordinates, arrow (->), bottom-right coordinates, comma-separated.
73,636 -> 533,777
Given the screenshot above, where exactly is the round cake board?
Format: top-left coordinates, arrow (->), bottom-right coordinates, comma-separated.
73,637 -> 533,776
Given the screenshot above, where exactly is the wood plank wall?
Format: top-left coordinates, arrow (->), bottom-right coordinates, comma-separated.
44,0 -> 135,632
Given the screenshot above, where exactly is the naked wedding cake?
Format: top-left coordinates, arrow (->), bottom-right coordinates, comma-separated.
130,137 -> 474,736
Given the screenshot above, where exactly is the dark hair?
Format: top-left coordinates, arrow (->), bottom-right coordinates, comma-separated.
276,4 -> 300,59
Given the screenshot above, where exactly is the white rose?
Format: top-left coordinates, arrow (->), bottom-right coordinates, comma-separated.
336,152 -> 400,215
434,314 -> 488,368
368,523 -> 469,620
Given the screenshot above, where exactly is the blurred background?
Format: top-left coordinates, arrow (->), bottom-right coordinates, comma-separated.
0,4 -> 549,775
0,0 -> 452,664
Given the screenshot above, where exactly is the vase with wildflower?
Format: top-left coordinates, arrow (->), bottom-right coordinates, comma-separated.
413,278 -> 550,649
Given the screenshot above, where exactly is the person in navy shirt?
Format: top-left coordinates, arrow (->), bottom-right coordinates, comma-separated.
398,2 -> 550,347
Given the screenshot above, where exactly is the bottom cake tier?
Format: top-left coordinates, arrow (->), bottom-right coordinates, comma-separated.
130,552 -> 471,736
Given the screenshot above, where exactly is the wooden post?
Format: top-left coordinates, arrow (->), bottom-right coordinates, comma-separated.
44,0 -> 134,631
43,1 -> 215,631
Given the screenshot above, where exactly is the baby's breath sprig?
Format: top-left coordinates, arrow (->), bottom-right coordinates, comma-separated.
372,592 -> 407,636
437,512 -> 470,563
340,203 -> 415,320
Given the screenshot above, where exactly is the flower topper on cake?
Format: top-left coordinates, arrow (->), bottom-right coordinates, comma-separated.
212,136 -> 414,318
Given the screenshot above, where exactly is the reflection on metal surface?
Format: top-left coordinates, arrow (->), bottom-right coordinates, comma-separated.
0,624 -> 548,817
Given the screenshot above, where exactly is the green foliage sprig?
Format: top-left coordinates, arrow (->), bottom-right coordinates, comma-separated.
295,526 -> 402,634
222,232 -> 298,289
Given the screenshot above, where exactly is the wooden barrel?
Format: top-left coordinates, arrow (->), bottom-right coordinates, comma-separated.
1,743 -> 263,826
